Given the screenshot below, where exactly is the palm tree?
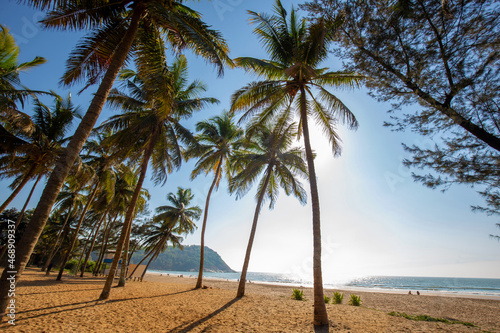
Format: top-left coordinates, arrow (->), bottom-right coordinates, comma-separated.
97,49 -> 217,299
154,187 -> 200,235
128,187 -> 200,279
230,122 -> 308,297
230,0 -> 364,325
41,180 -> 85,273
0,93 -> 80,214
117,170 -> 150,286
0,24 -> 47,135
0,0 -> 231,316
80,164 -> 137,277
187,111 -> 243,289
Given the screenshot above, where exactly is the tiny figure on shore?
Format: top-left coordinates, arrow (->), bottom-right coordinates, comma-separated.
408,291 -> 412,295
416,291 -> 420,295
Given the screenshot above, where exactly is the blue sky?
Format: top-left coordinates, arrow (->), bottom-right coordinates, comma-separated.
1,0 -> 499,282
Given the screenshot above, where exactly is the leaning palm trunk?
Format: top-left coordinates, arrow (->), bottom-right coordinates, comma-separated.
45,225 -> 72,275
42,204 -> 75,272
74,239 -> 89,275
140,255 -> 156,282
0,7 -> 144,317
0,163 -> 37,214
99,138 -> 155,300
56,183 -> 99,281
80,209 -> 109,277
195,159 -> 222,289
128,241 -> 139,266
127,243 -> 160,279
299,87 -> 328,326
15,174 -> 42,229
0,174 -> 42,265
118,219 -> 133,286
236,166 -> 272,297
94,214 -> 117,276
140,244 -> 163,282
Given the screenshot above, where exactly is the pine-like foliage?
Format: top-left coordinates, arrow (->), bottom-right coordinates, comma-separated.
302,0 -> 500,213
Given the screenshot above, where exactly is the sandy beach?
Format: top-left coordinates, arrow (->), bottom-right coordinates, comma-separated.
2,268 -> 499,332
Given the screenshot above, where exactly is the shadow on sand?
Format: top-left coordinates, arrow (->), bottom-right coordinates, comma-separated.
169,297 -> 242,333
314,323 -> 331,333
14,289 -> 196,322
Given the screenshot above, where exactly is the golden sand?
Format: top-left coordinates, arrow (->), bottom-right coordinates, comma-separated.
2,268 -> 499,332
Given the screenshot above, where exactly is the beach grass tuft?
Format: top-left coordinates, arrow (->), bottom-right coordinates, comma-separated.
291,288 -> 305,301
388,311 -> 475,327
333,291 -> 344,304
324,295 -> 331,303
349,294 -> 362,306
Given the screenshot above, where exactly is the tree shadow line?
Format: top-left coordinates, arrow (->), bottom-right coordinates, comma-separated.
14,289 -> 195,322
168,297 -> 241,333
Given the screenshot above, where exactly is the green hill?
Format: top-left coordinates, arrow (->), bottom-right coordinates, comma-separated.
130,245 -> 235,273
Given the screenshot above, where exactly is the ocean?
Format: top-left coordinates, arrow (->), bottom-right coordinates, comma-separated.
148,270 -> 500,298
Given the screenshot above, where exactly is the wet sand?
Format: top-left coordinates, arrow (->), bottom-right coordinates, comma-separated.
2,268 -> 499,332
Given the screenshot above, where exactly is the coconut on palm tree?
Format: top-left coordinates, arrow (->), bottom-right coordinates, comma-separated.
230,0 -> 364,326
97,49 -> 217,299
0,0 -> 231,316
187,111 -> 243,289
230,121 -> 308,297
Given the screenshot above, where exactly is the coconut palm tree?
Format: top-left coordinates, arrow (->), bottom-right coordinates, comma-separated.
97,48 -> 217,299
187,111 -> 243,289
135,222 -> 183,282
0,93 -> 80,215
41,180 -> 85,273
0,24 -> 47,135
154,187 -> 200,235
230,121 -> 308,297
230,0 -> 364,325
117,169 -> 150,286
0,0 -> 231,315
80,164 -> 137,277
128,187 -> 200,279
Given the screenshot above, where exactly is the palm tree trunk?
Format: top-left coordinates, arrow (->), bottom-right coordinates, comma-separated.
94,214 -> 117,276
118,218 -> 133,286
127,244 -> 159,279
0,5 -> 145,318
42,204 -> 74,272
14,174 -> 42,229
46,225 -> 72,275
99,136 -> 155,300
74,239 -> 89,275
0,174 -> 42,265
299,86 -> 328,326
195,158 -> 223,289
0,163 -> 37,214
80,209 -> 108,277
128,241 -> 139,266
236,166 -> 273,297
140,247 -> 162,282
56,182 -> 99,281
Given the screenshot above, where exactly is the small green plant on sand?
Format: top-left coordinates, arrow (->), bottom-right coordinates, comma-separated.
349,294 -> 362,306
333,291 -> 344,304
324,295 -> 331,304
388,312 -> 475,327
291,288 -> 304,300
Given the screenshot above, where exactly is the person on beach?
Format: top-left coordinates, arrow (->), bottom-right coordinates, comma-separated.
408,291 -> 412,295
417,291 -> 420,295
